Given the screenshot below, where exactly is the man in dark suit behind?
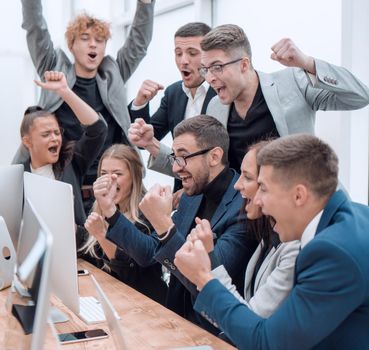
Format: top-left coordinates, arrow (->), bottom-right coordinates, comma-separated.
175,134 -> 369,349
129,22 -> 216,190
93,116 -> 256,334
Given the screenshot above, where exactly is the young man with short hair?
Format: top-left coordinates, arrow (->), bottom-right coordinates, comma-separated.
129,22 -> 215,191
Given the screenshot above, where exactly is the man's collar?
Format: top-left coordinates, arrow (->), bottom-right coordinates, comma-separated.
300,210 -> 323,249
181,80 -> 209,99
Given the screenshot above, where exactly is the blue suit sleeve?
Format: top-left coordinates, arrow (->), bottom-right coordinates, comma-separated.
194,239 -> 365,350
155,196 -> 254,297
105,213 -> 159,267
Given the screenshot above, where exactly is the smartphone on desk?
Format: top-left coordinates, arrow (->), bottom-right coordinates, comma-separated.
58,329 -> 108,344
78,269 -> 89,276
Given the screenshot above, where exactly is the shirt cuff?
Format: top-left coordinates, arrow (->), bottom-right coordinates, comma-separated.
131,101 -> 148,110
158,224 -> 176,244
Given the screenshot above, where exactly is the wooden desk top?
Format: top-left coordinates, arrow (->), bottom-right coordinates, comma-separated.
1,259 -> 235,350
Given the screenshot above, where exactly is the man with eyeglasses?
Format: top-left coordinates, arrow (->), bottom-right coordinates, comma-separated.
133,24 -> 369,178
93,115 -> 256,335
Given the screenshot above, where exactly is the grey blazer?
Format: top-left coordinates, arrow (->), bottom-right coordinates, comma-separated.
212,240 -> 300,318
14,0 -> 155,163
148,59 -> 369,176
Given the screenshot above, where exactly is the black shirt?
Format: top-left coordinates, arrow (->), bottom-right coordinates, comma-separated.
196,166 -> 234,224
227,82 -> 279,172
55,76 -> 128,184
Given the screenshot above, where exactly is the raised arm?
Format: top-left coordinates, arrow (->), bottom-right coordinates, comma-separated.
271,38 -> 369,110
21,0 -> 58,77
116,0 -> 155,81
35,71 -> 99,126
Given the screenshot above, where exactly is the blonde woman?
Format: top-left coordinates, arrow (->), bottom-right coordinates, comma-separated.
81,144 -> 167,304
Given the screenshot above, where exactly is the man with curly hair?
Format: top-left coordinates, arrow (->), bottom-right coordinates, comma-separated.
16,0 -> 155,211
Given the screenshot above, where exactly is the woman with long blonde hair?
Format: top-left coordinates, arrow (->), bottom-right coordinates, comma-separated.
81,144 -> 167,304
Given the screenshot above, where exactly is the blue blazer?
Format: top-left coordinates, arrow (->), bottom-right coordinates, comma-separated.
106,170 -> 256,328
128,80 -> 217,140
194,190 -> 369,349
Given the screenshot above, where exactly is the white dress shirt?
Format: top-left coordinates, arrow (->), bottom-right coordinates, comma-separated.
300,210 -> 323,249
182,81 -> 209,120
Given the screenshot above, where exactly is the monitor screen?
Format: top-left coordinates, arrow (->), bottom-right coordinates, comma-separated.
13,198 -> 53,350
0,164 -> 24,248
23,172 -> 80,315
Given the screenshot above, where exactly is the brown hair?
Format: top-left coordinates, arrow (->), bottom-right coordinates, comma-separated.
200,24 -> 252,62
173,115 -> 229,165
257,134 -> 338,198
65,13 -> 111,49
20,106 -> 55,137
175,22 -> 211,38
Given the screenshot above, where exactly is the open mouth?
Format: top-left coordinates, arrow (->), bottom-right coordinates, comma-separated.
48,146 -> 58,154
180,175 -> 192,184
88,53 -> 97,59
181,70 -> 191,78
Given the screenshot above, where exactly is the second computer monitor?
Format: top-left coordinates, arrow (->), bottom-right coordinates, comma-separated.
14,198 -> 54,350
0,164 -> 24,248
23,172 -> 80,315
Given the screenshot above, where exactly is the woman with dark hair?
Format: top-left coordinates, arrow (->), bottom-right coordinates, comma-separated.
80,144 -> 167,305
19,71 -> 107,247
190,140 -> 300,318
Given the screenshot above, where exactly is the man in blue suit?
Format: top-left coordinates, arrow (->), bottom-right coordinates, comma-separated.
175,134 -> 369,349
128,22 -> 216,190
93,115 -> 256,334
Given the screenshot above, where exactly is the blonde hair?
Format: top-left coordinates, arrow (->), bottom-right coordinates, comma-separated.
80,145 -> 148,264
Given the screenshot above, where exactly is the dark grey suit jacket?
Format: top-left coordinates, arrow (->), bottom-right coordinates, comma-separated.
129,80 -> 216,140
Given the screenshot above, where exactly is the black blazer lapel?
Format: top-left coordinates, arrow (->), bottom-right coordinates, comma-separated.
201,87 -> 217,114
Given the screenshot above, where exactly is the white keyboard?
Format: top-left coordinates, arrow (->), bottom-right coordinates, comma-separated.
79,296 -> 106,324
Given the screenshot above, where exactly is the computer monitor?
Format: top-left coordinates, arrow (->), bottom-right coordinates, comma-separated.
0,164 -> 24,248
23,172 -> 80,316
91,275 -> 128,350
12,198 -> 54,350
0,217 -> 17,290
